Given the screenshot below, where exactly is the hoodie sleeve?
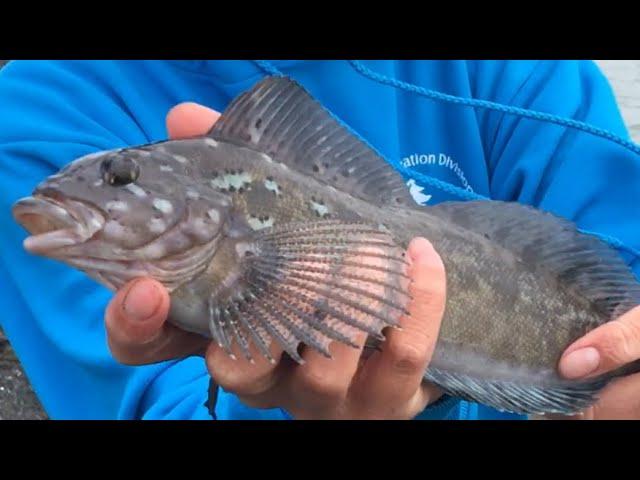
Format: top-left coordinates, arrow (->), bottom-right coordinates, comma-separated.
478,60 -> 640,277
0,60 -> 215,419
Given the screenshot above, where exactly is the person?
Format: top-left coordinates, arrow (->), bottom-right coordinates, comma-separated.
0,59 -> 639,420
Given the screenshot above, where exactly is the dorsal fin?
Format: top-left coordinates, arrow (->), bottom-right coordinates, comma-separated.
430,200 -> 640,319
209,76 -> 415,207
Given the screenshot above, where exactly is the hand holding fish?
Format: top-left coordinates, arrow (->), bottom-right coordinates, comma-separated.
104,102 -> 445,419
201,236 -> 445,419
548,305 -> 640,419
14,77 -> 640,418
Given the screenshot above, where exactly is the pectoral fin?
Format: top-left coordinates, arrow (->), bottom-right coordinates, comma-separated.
207,220 -> 411,363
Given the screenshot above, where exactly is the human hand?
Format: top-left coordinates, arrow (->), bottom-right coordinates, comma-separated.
546,305 -> 640,419
105,102 -> 447,419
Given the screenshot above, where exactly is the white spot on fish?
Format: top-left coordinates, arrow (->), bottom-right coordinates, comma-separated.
90,218 -> 103,230
207,209 -> 220,223
103,220 -> 126,238
249,125 -> 261,144
263,178 -> 281,195
148,218 -> 166,234
186,189 -> 200,200
211,170 -> 252,191
191,218 -> 212,239
204,138 -> 218,148
135,150 -> 152,157
105,201 -> 129,212
153,198 -> 173,214
93,179 -> 104,187
247,215 -> 274,231
310,199 -> 329,218
125,184 -> 147,198
141,242 -> 167,259
174,155 -> 188,164
160,165 -> 173,172
260,153 -> 273,163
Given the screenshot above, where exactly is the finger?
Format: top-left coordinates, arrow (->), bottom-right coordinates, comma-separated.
290,330 -> 368,410
105,278 -> 208,365
166,102 -> 220,139
287,237 -> 404,413
205,339 -> 284,403
587,372 -> 640,419
559,305 -> 640,379
354,237 -> 446,414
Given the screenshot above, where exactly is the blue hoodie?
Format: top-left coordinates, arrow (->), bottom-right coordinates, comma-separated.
0,60 -> 638,420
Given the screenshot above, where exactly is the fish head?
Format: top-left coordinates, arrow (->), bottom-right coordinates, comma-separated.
12,144 -> 230,291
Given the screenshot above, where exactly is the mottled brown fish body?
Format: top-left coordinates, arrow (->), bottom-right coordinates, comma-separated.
165,137 -> 618,413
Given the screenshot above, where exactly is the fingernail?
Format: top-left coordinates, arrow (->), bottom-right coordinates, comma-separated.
560,347 -> 600,379
123,280 -> 162,322
408,237 -> 433,264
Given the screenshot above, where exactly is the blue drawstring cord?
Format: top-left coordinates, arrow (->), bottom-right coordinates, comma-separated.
250,60 -> 640,259
348,60 -> 640,158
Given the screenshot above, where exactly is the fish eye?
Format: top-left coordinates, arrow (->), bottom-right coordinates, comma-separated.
100,157 -> 140,186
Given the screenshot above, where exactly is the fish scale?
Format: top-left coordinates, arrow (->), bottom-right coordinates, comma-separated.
12,76 -> 640,416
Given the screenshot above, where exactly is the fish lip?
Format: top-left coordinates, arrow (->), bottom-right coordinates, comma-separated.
12,194 -> 105,255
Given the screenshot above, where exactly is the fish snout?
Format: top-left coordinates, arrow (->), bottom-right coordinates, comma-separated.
12,195 -> 104,254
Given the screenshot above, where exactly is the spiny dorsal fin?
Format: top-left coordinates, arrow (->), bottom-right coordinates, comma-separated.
429,200 -> 640,319
209,76 -> 415,207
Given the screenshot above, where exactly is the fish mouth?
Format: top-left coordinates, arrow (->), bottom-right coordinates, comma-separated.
12,195 -> 105,256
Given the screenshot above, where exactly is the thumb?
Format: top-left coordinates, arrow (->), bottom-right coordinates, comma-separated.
166,102 -> 221,139
105,278 -> 210,365
559,305 -> 640,379
105,278 -> 170,357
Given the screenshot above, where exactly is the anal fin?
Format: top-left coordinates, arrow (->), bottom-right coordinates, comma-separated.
424,367 -> 611,416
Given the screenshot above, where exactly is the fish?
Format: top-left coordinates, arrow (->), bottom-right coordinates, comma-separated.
11,76 -> 640,417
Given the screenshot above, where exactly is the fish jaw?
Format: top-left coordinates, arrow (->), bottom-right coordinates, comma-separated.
12,195 -> 105,256
12,193 -> 223,293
